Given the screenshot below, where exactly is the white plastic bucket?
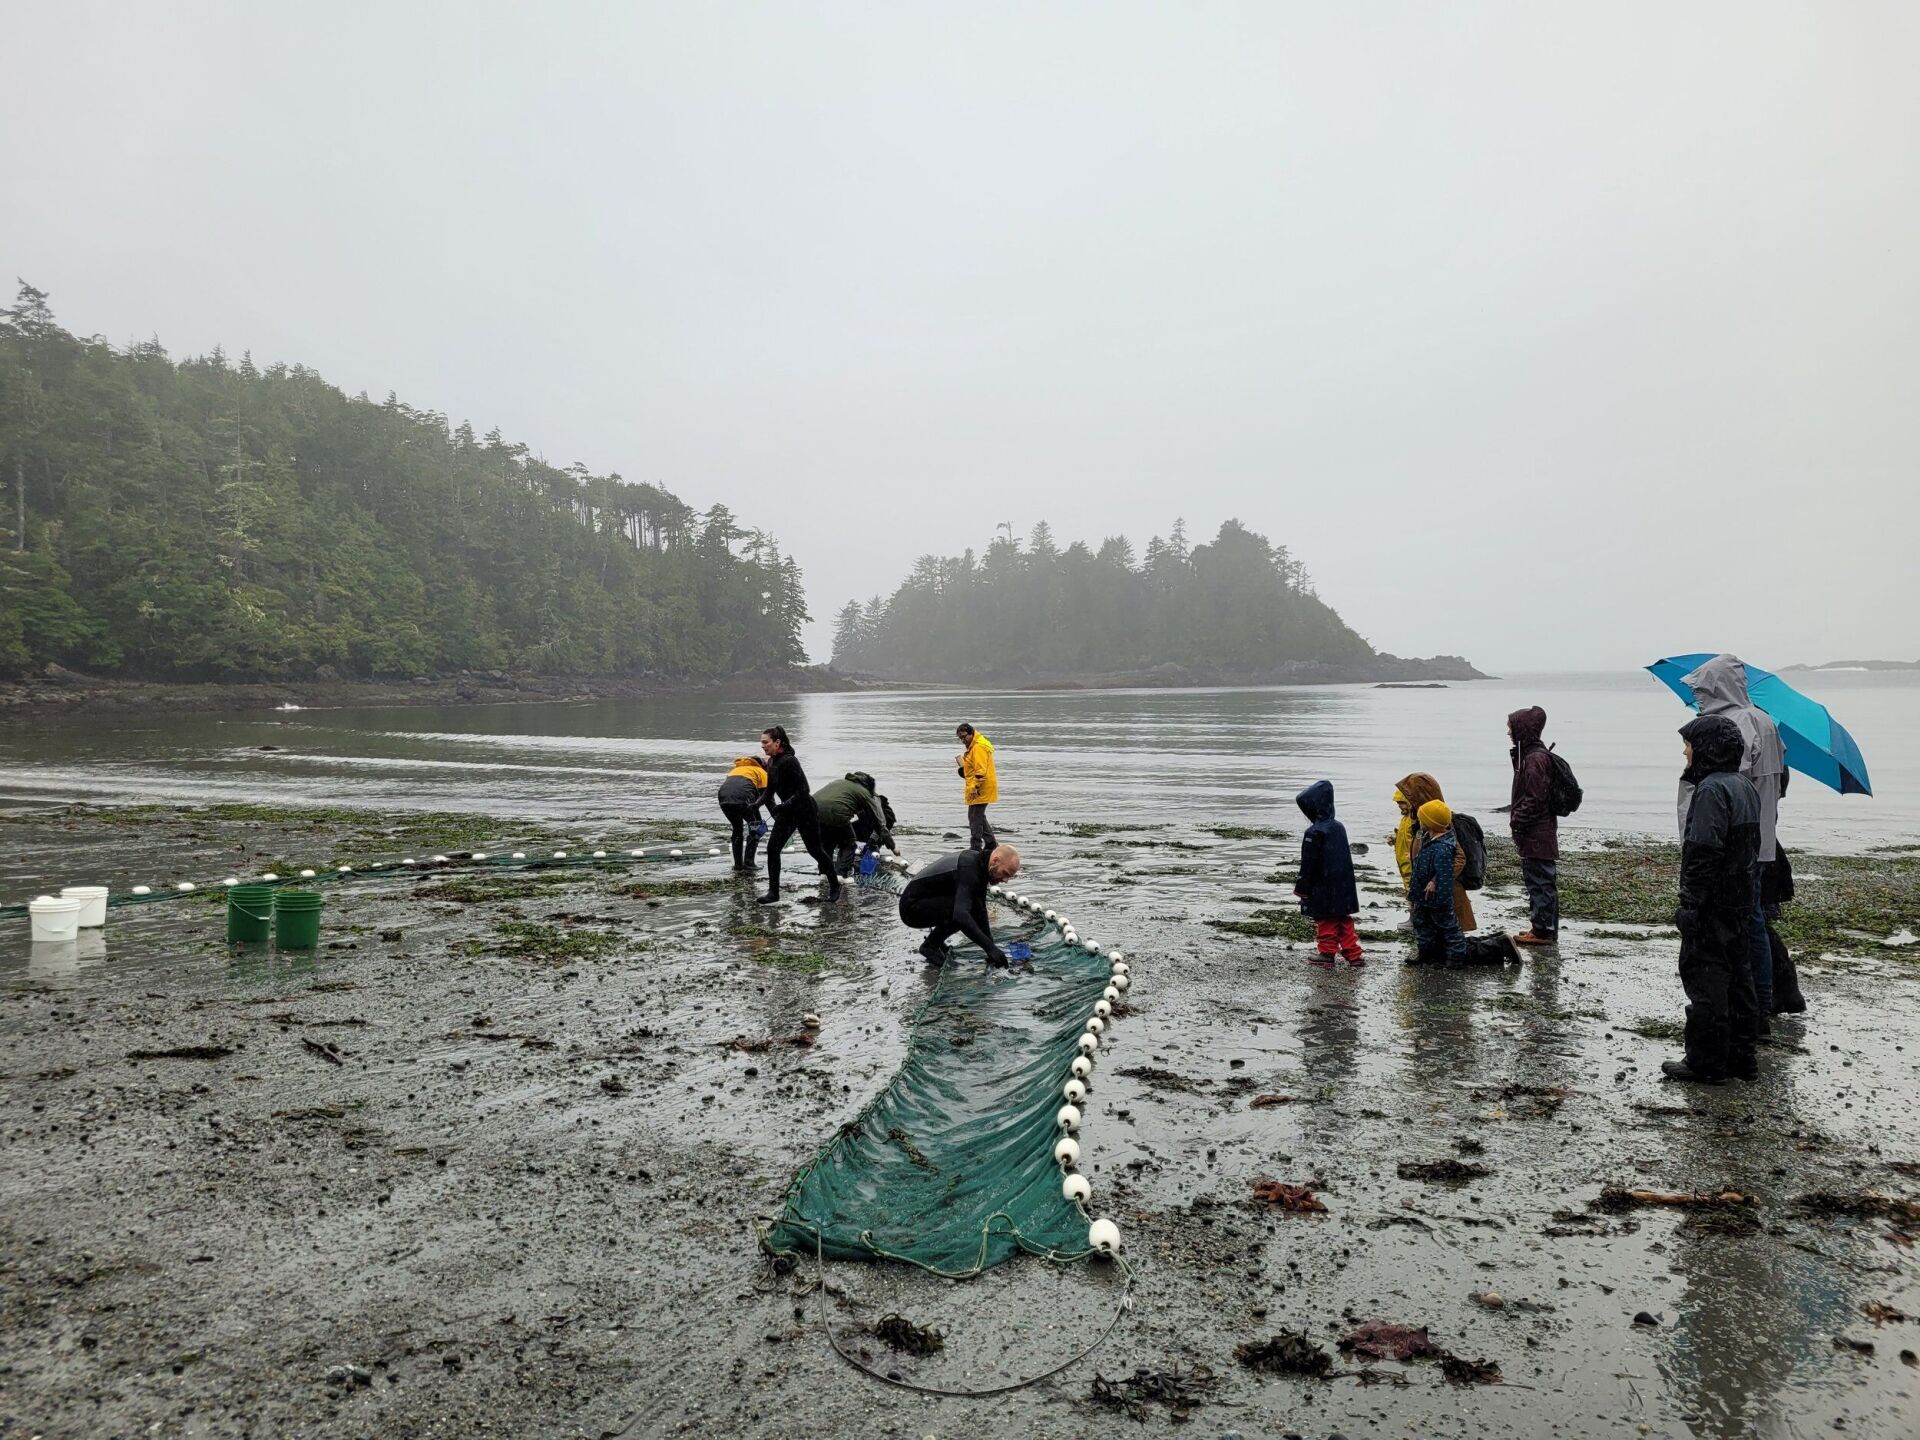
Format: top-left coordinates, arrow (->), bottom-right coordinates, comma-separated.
28,895 -> 83,942
59,886 -> 109,928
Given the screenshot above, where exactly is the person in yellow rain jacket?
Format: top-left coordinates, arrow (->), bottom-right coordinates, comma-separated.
718,756 -> 769,871
955,723 -> 999,851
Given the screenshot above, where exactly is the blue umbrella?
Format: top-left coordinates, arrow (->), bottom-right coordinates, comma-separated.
1646,654 -> 1873,796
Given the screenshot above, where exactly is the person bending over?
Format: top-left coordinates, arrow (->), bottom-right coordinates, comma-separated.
716,755 -> 768,871
898,844 -> 1021,966
757,726 -> 839,905
814,770 -> 898,876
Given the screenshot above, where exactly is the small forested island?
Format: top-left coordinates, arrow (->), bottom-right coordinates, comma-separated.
0,284 -> 807,685
1782,659 -> 1920,673
829,519 -> 1483,686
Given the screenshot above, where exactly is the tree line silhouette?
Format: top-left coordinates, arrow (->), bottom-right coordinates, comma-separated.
0,283 -> 807,681
830,518 -> 1375,679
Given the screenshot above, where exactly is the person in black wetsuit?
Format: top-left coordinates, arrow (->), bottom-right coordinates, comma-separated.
757,725 -> 839,905
897,844 -> 1022,965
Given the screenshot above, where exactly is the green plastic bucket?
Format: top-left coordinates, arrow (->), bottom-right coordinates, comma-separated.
272,890 -> 324,949
227,884 -> 276,943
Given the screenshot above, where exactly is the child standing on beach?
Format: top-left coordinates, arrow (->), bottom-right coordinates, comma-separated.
1294,781 -> 1363,966
1409,799 -> 1468,965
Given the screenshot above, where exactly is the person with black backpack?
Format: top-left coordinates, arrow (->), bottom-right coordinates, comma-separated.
1397,771 -> 1521,965
1507,706 -> 1564,945
1397,772 -> 1478,933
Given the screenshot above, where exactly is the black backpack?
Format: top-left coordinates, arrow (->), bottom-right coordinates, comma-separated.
1546,744 -> 1583,817
1451,813 -> 1487,891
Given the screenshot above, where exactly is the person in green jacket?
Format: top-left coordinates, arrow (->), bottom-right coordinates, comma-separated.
813,771 -> 898,877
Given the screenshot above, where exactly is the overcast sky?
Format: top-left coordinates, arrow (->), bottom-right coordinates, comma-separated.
5,2 -> 1916,671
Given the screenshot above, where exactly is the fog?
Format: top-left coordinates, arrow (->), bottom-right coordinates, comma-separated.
5,1 -> 1916,671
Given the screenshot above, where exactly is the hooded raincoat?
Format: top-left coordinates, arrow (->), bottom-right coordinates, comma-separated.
1395,772 -> 1477,932
718,757 -> 768,809
1507,707 -> 1558,862
814,774 -> 895,851
1389,789 -> 1415,890
959,733 -> 998,806
1674,714 -> 1762,1078
1679,654 -> 1784,863
1294,781 -> 1360,920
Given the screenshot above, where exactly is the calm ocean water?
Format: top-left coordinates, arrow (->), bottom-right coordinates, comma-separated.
0,670 -> 1912,852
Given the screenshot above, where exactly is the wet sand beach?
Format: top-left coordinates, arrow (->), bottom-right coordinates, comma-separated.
1,789 -> 1915,1439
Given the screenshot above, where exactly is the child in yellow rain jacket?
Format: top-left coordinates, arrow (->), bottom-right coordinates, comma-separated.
1389,788 -> 1415,898
955,723 -> 998,851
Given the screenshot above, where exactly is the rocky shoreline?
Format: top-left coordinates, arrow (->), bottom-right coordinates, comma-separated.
0,654 -> 1488,720
0,665 -> 890,720
830,653 -> 1492,691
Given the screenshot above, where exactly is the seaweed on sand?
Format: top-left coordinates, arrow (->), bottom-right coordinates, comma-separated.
870,1313 -> 944,1355
1236,1330 -> 1332,1377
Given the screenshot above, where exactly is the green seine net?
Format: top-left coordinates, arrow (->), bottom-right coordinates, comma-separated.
763,893 -> 1118,1277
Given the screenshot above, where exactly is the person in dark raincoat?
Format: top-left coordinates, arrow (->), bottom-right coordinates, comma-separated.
813,771 -> 898,876
1294,780 -> 1363,965
1678,654 -> 1787,1019
1664,714 -> 1761,1085
1506,706 -> 1558,945
1761,844 -> 1807,1014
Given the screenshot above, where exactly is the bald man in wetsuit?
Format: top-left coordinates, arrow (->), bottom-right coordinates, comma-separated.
898,844 -> 1022,966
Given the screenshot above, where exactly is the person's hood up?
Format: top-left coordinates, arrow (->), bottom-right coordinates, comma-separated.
843,771 -> 876,794
1683,654 -> 1752,716
1396,772 -> 1445,811
1507,706 -> 1547,750
1296,780 -> 1336,823
1681,715 -> 1746,782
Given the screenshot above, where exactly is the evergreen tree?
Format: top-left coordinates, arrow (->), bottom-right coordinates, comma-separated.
0,283 -> 812,682
828,516 -> 1373,679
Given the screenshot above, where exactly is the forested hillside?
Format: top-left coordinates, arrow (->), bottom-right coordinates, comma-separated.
831,519 -> 1395,680
0,284 -> 808,681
